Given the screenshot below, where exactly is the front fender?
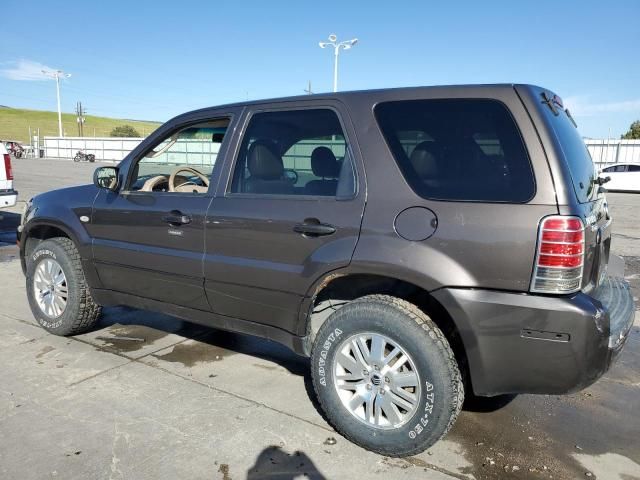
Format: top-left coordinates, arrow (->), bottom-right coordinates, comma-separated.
19,184 -> 101,287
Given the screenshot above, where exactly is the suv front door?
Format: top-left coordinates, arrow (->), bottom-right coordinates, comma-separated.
89,112 -> 238,310
204,104 -> 366,334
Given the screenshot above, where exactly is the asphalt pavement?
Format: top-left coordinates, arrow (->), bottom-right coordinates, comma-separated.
0,158 -> 638,480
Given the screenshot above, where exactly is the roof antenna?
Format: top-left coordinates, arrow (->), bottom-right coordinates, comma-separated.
304,81 -> 313,95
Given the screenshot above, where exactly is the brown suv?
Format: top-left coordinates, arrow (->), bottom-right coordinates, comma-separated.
17,85 -> 635,456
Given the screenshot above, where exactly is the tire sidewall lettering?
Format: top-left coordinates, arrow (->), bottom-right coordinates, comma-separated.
32,249 -> 56,262
317,328 -> 343,387
408,380 -> 435,439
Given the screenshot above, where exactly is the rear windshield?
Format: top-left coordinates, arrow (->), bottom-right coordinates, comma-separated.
375,99 -> 535,202
545,106 -> 596,203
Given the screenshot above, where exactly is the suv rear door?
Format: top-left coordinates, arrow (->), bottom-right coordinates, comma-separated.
204,102 -> 365,334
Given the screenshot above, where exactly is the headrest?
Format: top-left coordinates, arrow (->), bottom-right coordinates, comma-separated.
410,141 -> 439,179
248,140 -> 283,180
311,146 -> 340,178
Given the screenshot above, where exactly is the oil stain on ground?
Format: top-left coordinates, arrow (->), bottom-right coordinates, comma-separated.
97,324 -> 169,353
152,341 -> 235,367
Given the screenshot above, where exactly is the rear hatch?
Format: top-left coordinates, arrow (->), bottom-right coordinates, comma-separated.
528,87 -> 611,293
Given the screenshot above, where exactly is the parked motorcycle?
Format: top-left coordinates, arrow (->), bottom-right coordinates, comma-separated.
6,142 -> 24,158
74,150 -> 96,162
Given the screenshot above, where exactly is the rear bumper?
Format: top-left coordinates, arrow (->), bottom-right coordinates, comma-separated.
432,274 -> 635,396
0,190 -> 17,208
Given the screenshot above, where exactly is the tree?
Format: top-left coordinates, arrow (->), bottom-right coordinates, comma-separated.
621,120 -> 640,140
110,125 -> 141,137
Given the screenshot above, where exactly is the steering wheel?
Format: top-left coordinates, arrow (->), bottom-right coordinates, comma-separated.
168,167 -> 210,192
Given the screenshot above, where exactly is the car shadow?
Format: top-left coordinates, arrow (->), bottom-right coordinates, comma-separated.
246,445 -> 327,479
93,305 -> 330,421
94,306 -> 311,377
463,393 -> 517,412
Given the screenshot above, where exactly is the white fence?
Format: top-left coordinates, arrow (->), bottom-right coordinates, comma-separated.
585,139 -> 640,168
42,136 -> 640,170
43,137 -> 144,161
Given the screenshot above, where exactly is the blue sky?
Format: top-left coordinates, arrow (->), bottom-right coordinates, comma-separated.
1,0 -> 639,138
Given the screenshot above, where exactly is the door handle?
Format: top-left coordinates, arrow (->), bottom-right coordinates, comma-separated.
162,211 -> 192,225
293,221 -> 336,237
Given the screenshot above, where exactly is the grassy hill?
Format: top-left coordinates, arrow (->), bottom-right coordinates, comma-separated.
0,107 -> 161,144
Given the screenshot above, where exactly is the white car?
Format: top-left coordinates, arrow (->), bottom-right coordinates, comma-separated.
0,143 -> 18,208
599,163 -> 640,192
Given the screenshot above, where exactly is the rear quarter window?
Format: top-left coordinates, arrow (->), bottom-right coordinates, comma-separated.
544,105 -> 596,203
375,99 -> 535,202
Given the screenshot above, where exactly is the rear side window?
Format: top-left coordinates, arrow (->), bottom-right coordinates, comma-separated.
230,109 -> 356,197
375,99 -> 535,202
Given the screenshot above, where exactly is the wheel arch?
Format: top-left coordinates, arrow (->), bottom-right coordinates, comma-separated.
20,218 -> 101,289
21,220 -> 78,258
300,270 -> 471,393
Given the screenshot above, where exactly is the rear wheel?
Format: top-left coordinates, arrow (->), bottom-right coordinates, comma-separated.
26,237 -> 101,335
311,295 -> 463,457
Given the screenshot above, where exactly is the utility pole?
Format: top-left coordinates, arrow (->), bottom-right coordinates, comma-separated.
304,81 -> 313,95
42,69 -> 71,137
75,101 -> 86,137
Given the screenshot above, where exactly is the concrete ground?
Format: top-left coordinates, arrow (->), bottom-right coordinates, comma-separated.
0,158 -> 638,480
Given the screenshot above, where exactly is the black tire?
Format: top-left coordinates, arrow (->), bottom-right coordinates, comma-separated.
26,237 -> 101,336
311,295 -> 463,457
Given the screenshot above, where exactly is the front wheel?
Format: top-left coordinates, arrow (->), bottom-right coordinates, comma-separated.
311,295 -> 463,457
26,237 -> 101,335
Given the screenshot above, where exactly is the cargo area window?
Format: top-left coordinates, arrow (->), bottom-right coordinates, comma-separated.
375,99 -> 535,202
230,109 -> 356,197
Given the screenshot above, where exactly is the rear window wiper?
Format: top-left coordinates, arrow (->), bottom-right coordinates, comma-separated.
565,108 -> 578,128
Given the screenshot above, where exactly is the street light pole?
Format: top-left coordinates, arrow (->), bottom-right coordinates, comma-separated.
333,46 -> 339,93
319,34 -> 358,93
55,74 -> 62,136
42,69 -> 71,137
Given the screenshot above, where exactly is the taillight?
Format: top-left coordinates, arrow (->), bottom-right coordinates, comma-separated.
3,154 -> 13,180
531,215 -> 584,294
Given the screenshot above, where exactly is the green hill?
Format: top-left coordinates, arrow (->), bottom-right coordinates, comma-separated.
0,107 -> 161,144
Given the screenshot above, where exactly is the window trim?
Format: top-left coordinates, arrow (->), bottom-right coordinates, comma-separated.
122,114 -> 234,196
373,98 -> 537,204
223,105 -> 359,201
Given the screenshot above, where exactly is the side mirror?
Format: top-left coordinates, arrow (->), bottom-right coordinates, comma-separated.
93,166 -> 119,191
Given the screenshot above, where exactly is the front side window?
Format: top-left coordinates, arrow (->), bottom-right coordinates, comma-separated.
230,109 -> 355,197
128,119 -> 229,193
375,99 -> 535,202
